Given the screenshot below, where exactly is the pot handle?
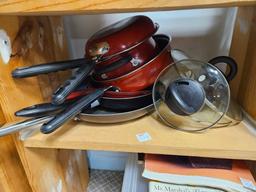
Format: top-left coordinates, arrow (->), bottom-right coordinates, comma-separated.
15,102 -> 68,118
208,56 -> 238,82
94,55 -> 133,75
0,116 -> 52,137
52,60 -> 95,105
41,87 -> 110,134
12,58 -> 85,78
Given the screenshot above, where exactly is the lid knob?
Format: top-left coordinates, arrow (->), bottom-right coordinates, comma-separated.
165,79 -> 205,115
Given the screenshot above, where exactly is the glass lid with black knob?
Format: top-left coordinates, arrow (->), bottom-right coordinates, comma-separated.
153,59 -> 230,132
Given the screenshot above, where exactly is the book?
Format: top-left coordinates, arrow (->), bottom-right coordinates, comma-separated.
142,154 -> 256,192
149,181 -> 226,192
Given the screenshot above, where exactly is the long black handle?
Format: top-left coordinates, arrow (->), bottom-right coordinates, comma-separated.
94,55 -> 133,75
208,56 -> 238,82
41,87 -> 109,134
12,58 -> 85,78
15,102 -> 69,117
52,61 -> 96,105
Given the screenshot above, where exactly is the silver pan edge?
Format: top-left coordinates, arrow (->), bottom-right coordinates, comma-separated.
78,103 -> 154,123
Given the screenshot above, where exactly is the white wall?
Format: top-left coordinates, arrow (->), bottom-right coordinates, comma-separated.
63,7 -> 237,170
64,7 -> 237,60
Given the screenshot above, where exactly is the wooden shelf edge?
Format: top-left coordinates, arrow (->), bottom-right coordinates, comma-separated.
24,140 -> 256,161
22,113 -> 256,161
0,0 -> 255,15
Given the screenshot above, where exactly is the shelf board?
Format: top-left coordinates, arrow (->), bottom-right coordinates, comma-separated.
23,112 -> 256,160
0,0 -> 256,15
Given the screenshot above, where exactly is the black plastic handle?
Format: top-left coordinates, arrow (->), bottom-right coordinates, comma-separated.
52,60 -> 96,105
208,56 -> 238,82
41,87 -> 109,134
12,58 -> 85,78
94,55 -> 133,75
165,79 -> 205,116
15,102 -> 69,117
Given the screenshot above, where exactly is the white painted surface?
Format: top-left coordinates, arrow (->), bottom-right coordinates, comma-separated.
64,7 -> 237,170
87,151 -> 128,171
121,153 -> 148,192
0,29 -> 12,64
64,7 -> 237,61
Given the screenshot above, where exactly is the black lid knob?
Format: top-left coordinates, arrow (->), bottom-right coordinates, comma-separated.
165,79 -> 205,116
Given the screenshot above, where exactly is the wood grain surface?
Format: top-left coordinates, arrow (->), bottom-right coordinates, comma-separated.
0,0 -> 255,15
0,105 -> 32,192
229,7 -> 255,99
0,16 -> 88,192
230,6 -> 256,120
237,7 -> 256,120
23,113 -> 256,160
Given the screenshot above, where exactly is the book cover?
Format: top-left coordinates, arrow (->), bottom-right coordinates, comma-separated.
143,155 -> 256,192
149,181 -> 227,192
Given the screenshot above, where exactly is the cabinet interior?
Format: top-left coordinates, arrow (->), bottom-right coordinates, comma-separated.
0,5 -> 256,186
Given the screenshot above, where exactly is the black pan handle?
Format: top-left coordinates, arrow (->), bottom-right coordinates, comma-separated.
94,55 -> 133,75
15,102 -> 69,117
52,60 -> 96,105
41,87 -> 110,134
12,58 -> 85,78
208,56 -> 238,82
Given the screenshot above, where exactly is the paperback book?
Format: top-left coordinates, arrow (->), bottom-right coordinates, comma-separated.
142,155 -> 256,192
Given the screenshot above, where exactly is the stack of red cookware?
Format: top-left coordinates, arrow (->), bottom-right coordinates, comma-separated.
12,15 -> 174,134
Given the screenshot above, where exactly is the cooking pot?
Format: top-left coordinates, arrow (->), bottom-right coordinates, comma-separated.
93,37 -> 157,80
92,34 -> 173,92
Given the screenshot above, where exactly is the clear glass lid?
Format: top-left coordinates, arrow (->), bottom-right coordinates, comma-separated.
153,59 -> 230,132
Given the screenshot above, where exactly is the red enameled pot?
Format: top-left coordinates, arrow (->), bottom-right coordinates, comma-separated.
93,37 -> 157,80
86,15 -> 158,60
92,34 -> 173,92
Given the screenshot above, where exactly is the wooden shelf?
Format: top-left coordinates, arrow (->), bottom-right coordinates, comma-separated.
23,112 -> 256,160
0,0 -> 255,15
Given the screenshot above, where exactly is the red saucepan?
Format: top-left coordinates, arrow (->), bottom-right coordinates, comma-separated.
92,34 -> 172,91
40,34 -> 173,134
85,15 -> 158,60
93,37 -> 157,80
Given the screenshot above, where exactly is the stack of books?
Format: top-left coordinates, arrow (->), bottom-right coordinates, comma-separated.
142,154 -> 256,192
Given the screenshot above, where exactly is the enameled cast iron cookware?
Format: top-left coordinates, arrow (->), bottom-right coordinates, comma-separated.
40,34 -> 173,134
